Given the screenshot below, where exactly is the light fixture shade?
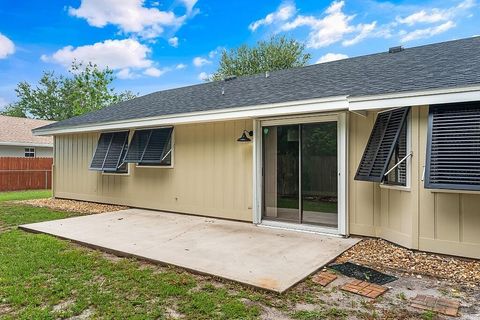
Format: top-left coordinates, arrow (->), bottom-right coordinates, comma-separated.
237,131 -> 252,142
237,130 -> 253,142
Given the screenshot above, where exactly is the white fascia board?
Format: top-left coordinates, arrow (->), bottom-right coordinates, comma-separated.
33,96 -> 349,136
0,142 -> 53,147
348,85 -> 480,110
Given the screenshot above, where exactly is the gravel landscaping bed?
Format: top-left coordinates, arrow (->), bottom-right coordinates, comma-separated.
336,238 -> 480,288
15,198 -> 128,214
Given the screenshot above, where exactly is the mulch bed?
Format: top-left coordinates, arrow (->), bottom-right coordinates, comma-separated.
336,238 -> 480,288
15,198 -> 128,214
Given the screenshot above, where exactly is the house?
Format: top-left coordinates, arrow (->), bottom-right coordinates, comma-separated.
33,37 -> 480,260
0,115 -> 54,158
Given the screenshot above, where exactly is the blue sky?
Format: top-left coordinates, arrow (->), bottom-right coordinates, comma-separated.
0,0 -> 478,110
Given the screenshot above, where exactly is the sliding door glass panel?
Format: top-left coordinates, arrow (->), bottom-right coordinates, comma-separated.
262,125 -> 299,222
301,122 -> 338,227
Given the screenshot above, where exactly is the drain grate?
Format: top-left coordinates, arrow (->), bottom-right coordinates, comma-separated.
328,262 -> 397,285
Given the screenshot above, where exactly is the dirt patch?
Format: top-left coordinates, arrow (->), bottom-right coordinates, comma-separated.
67,308 -> 93,320
53,299 -> 75,312
15,198 -> 128,214
336,238 -> 480,288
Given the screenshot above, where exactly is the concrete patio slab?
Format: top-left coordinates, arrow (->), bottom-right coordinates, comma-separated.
20,209 -> 359,292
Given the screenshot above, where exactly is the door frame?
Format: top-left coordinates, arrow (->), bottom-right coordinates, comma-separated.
252,112 -> 348,236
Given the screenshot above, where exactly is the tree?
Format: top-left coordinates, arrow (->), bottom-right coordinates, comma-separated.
1,61 -> 137,121
211,35 -> 311,81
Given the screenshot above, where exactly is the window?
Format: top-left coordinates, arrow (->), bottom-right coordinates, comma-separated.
425,102 -> 480,191
90,131 -> 129,174
24,147 -> 35,157
355,107 -> 410,184
124,127 -> 173,167
383,120 -> 408,186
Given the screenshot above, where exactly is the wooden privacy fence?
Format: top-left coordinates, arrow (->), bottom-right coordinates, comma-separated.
0,157 -> 53,191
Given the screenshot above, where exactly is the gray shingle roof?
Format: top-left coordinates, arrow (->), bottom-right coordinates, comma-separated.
37,36 -> 480,132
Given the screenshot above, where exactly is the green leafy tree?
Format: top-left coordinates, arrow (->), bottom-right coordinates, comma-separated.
1,61 -> 137,121
211,35 -> 311,81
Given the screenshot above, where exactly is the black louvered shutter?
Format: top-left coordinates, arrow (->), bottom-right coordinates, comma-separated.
124,129 -> 151,163
425,102 -> 480,191
90,131 -> 128,171
355,107 -> 410,182
102,131 -> 129,171
141,128 -> 173,164
124,127 -> 173,164
90,132 -> 114,170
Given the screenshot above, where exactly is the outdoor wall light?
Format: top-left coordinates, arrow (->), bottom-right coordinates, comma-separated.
237,130 -> 253,142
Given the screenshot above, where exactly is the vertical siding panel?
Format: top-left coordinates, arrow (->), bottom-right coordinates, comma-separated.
213,122 -> 224,210
462,194 -> 480,243
435,193 -> 460,242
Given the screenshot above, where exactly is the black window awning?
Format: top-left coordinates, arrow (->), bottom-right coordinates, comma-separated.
355,107 -> 410,182
425,102 -> 480,191
90,131 -> 129,171
124,127 -> 173,164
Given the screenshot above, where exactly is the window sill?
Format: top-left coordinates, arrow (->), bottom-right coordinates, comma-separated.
428,188 -> 480,195
135,165 -> 174,169
102,172 -> 130,176
379,183 -> 410,192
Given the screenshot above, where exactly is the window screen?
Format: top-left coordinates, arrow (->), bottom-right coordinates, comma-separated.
384,122 -> 407,186
124,127 -> 173,165
90,131 -> 129,172
355,107 -> 410,182
425,102 -> 480,191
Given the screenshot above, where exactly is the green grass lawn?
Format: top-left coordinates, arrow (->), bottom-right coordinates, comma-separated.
0,189 -> 52,202
0,191 -> 263,319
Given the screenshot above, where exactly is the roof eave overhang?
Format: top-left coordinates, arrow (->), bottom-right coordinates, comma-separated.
33,85 -> 480,136
349,85 -> 480,110
0,142 -> 53,147
33,95 -> 349,136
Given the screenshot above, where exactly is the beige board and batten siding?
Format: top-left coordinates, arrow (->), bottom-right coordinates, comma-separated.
349,106 -> 480,259
53,120 -> 254,221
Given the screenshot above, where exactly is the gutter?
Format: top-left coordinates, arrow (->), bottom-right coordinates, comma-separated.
33,85 -> 480,136
0,142 -> 54,147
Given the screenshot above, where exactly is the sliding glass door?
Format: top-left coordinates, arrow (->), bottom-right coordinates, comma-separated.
262,120 -> 338,230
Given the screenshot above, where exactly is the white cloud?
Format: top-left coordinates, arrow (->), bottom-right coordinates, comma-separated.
69,0 -> 198,39
208,46 -> 224,59
249,1 -> 296,31
400,20 -> 456,42
168,36 -> 179,47
397,0 -> 475,26
117,68 -> 137,79
176,63 -> 187,69
281,1 -> 378,49
198,72 -> 211,81
143,67 -> 167,77
42,39 -> 153,70
179,0 -> 199,15
397,10 -> 449,26
342,22 -> 376,46
193,56 -> 211,67
316,53 -> 348,63
0,33 -> 15,59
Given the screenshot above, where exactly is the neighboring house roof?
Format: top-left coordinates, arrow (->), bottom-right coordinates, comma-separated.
0,116 -> 54,146
36,36 -> 480,133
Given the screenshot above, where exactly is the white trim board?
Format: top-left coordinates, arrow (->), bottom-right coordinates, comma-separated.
253,112 -> 348,236
33,85 -> 480,136
0,142 -> 53,147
